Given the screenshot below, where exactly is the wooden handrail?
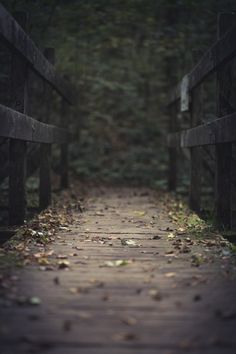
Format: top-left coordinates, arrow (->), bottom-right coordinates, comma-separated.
166,13 -> 236,229
167,22 -> 236,105
0,6 -> 72,226
0,104 -> 67,144
167,113 -> 236,147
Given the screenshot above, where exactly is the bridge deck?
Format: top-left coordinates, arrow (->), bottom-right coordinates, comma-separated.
0,187 -> 236,354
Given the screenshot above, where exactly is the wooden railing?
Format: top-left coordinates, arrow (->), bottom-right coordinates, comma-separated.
167,13 -> 236,229
0,5 -> 73,226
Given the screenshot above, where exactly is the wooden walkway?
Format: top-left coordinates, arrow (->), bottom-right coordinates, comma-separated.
0,187 -> 236,354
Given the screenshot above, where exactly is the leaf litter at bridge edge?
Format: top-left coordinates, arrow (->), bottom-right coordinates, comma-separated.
102,259 -> 132,267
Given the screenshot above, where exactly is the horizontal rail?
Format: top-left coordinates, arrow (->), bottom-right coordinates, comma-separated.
167,113 -> 236,147
0,104 -> 67,144
168,23 -> 236,105
0,4 -> 73,104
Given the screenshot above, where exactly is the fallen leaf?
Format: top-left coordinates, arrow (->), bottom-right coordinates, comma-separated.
57,254 -> 68,259
69,286 -> 89,294
90,280 -> 105,288
58,260 -> 70,269
165,272 -> 176,278
121,317 -> 137,326
77,311 -> 92,319
191,254 -> 204,267
134,211 -> 146,217
33,252 -> 44,259
53,277 -> 60,285
121,239 -> 137,247
69,287 -> 79,294
45,250 -> 54,256
165,250 -> 174,255
38,258 -> 50,265
149,289 -> 162,301
177,227 -> 186,235
167,233 -> 175,240
102,260 -> 130,267
39,265 -> 54,271
152,235 -> 161,240
59,226 -> 70,231
29,296 -> 41,306
112,332 -> 137,341
123,333 -> 137,341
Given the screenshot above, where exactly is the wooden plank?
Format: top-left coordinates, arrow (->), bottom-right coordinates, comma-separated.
1,347 -> 235,354
9,12 -> 28,226
168,18 -> 236,105
189,86 -> 202,212
167,112 -> 236,148
168,103 -> 177,191
0,104 -> 67,144
189,149 -> 202,212
60,99 -> 69,189
39,143 -> 51,210
215,13 -> 235,229
39,48 -> 55,210
0,4 -> 73,104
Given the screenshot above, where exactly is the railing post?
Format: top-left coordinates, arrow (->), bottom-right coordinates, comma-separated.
60,98 -> 69,189
39,48 -> 55,210
215,13 -> 235,229
168,103 -> 177,191
9,12 -> 29,226
189,87 -> 202,213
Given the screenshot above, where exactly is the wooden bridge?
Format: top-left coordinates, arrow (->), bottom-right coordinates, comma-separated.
0,6 -> 236,354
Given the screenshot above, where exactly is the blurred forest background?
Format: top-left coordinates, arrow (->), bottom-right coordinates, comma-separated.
1,0 -> 236,189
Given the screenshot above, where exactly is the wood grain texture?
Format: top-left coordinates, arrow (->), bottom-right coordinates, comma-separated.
8,11 -> 28,226
60,99 -> 69,189
168,103 -> 178,191
0,187 -> 236,354
167,112 -> 236,148
0,104 -> 67,144
39,48 -> 55,211
189,86 -> 203,212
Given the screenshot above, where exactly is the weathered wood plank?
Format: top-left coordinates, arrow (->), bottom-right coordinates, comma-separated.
39,48 -> 55,210
0,104 -> 67,144
1,347 -> 235,354
8,11 -> 28,226
167,112 -> 236,148
60,99 -> 69,189
189,86 -> 203,212
168,103 -> 178,191
0,4 -> 73,103
39,143 -> 51,210
215,13 -> 235,229
168,18 -> 236,105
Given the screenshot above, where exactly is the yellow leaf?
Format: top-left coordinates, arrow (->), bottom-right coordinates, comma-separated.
134,211 -> 146,217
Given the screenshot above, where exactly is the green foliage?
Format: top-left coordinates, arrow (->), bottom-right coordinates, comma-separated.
168,200 -> 215,239
2,0 -> 236,184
